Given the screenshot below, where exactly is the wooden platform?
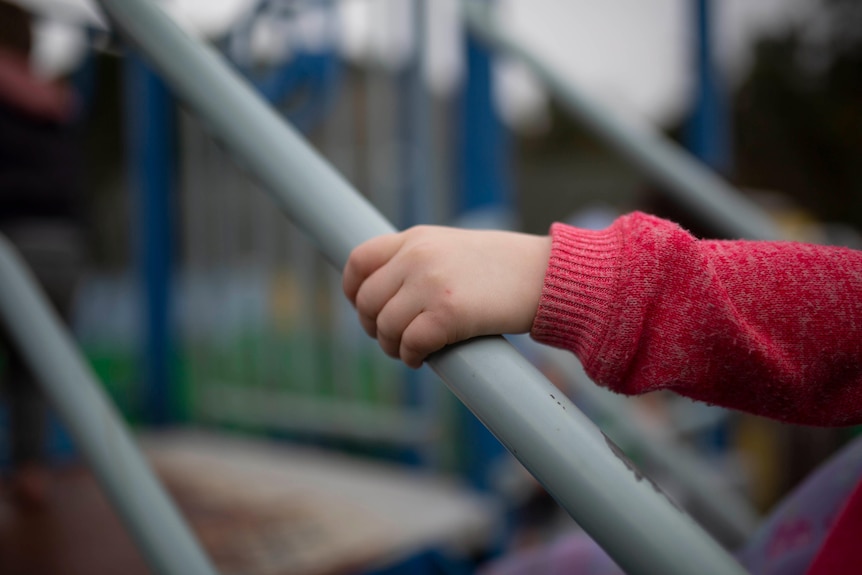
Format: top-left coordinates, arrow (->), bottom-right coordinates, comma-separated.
0,429 -> 499,575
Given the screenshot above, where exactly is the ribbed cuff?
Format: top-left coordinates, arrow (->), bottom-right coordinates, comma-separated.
530,221 -> 623,366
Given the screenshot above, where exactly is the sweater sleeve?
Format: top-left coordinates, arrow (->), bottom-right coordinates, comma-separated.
530,212 -> 862,427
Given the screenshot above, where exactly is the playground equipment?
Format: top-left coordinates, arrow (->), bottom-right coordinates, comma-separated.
2,0 -> 801,573
91,0 -> 754,573
171,2 -> 448,468
178,112 -> 441,453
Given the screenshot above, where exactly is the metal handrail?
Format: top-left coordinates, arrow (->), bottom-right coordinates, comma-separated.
529,342 -> 758,548
0,235 -> 216,575
462,1 -> 782,242
94,1 -> 748,573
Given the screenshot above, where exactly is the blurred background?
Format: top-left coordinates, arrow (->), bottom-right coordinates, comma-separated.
0,0 -> 860,573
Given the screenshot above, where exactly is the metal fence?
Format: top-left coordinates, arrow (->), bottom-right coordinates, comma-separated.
178,111 -> 444,456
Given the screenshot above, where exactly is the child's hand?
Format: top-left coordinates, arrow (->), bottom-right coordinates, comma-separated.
343,226 -> 551,368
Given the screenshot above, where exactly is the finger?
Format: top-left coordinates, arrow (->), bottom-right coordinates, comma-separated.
357,312 -> 378,340
400,311 -> 453,369
375,289 -> 425,359
342,233 -> 405,304
354,248 -> 413,338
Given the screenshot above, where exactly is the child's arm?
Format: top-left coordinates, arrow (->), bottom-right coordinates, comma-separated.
342,225 -> 551,368
344,213 -> 862,426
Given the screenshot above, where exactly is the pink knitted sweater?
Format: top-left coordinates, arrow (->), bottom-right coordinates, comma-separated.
531,211 -> 862,427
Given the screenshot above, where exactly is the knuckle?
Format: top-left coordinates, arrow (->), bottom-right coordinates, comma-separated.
405,224 -> 432,238
406,244 -> 435,266
401,325 -> 440,358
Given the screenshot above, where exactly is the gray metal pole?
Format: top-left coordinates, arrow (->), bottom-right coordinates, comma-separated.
0,236 -> 217,575
462,1 -> 780,242
533,343 -> 758,548
95,1 -> 748,573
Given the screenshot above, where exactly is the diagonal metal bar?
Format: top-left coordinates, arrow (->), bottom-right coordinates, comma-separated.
532,343 -> 759,548
94,1 -> 748,573
462,1 -> 781,242
0,236 -> 218,575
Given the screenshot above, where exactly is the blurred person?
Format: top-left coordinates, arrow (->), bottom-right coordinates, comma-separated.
343,213 -> 862,574
0,1 -> 86,507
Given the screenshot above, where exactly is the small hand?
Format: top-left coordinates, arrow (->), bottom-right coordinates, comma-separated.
343,225 -> 551,368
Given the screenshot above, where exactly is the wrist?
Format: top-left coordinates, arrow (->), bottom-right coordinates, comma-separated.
530,221 -> 623,363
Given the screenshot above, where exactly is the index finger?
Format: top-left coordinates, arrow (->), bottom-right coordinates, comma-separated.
342,232 -> 405,304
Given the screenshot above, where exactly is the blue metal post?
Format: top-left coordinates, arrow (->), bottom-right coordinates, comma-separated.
687,0 -> 731,173
688,0 -> 734,452
125,54 -> 175,424
397,0 -> 434,469
459,7 -> 512,219
458,8 -> 511,491
400,0 -> 432,228
462,2 -> 777,241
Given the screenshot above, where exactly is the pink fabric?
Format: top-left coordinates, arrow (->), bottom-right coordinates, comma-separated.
806,469 -> 862,575
531,211 -> 862,427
